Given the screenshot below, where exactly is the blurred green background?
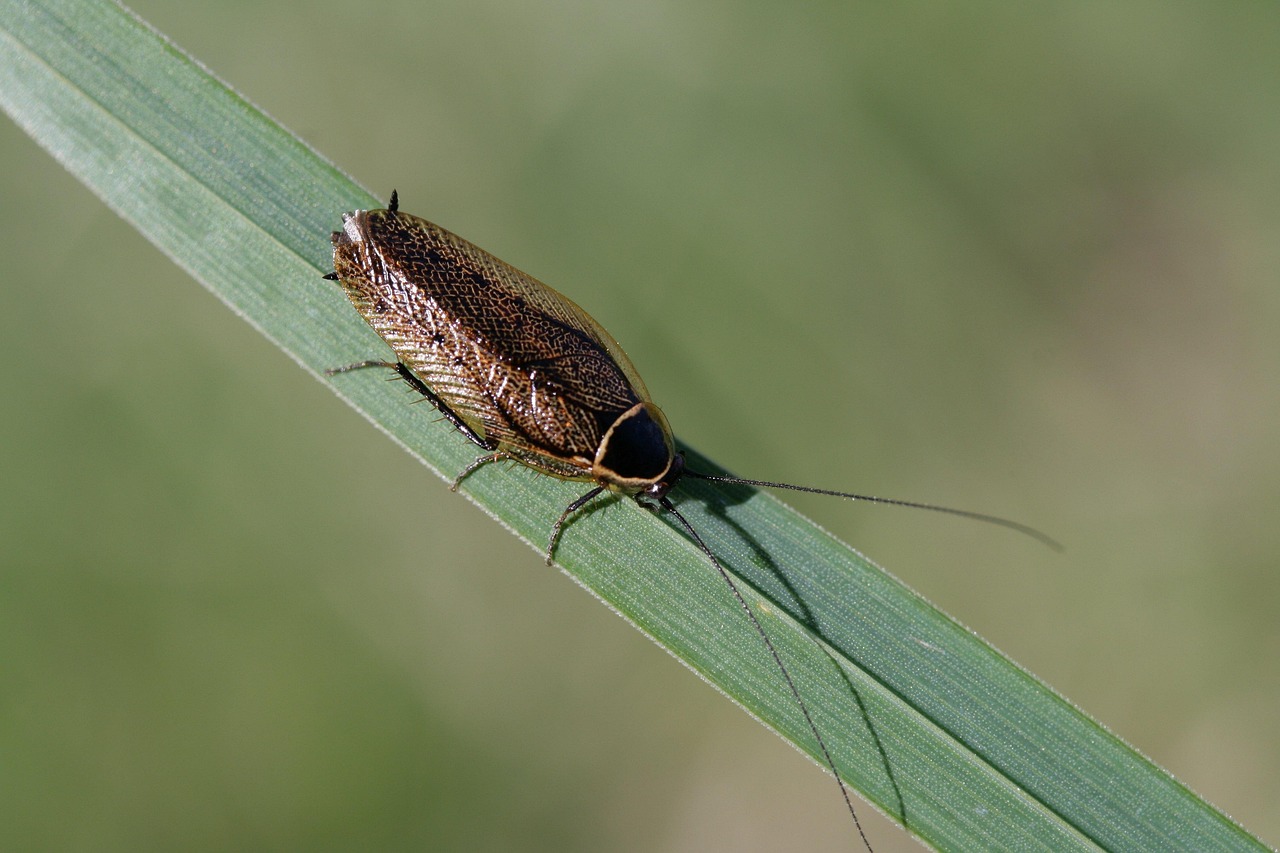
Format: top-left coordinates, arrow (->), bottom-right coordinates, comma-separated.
3,1 -> 1278,850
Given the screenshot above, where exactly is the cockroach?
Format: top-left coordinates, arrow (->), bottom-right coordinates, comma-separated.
323,190 -> 1058,851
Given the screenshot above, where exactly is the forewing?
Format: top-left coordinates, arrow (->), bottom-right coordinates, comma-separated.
409,213 -> 653,402
334,209 -> 649,462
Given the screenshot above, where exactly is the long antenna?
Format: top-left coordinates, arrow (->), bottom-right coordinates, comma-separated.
659,496 -> 875,853
684,470 -> 1062,552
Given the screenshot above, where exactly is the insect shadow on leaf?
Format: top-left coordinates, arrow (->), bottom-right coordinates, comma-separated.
324,191 -> 1059,852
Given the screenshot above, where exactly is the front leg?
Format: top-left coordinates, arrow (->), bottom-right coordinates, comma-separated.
545,486 -> 608,565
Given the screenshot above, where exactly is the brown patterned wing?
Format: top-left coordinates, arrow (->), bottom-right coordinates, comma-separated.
332,208 -> 650,466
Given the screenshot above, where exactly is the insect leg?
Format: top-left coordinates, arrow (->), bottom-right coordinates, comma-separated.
327,360 -> 498,451
545,486 -> 607,565
450,452 -> 515,492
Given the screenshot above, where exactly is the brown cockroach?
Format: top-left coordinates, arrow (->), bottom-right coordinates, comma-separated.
324,190 -> 1057,851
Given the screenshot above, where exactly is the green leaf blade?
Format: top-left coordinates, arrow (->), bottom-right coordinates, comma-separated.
0,0 -> 1265,850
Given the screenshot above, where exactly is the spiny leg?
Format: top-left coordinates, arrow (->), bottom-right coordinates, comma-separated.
450,452 -> 515,492
545,486 -> 607,565
326,360 -> 497,451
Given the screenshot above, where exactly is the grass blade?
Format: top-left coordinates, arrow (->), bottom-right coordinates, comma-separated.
0,0 -> 1266,849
